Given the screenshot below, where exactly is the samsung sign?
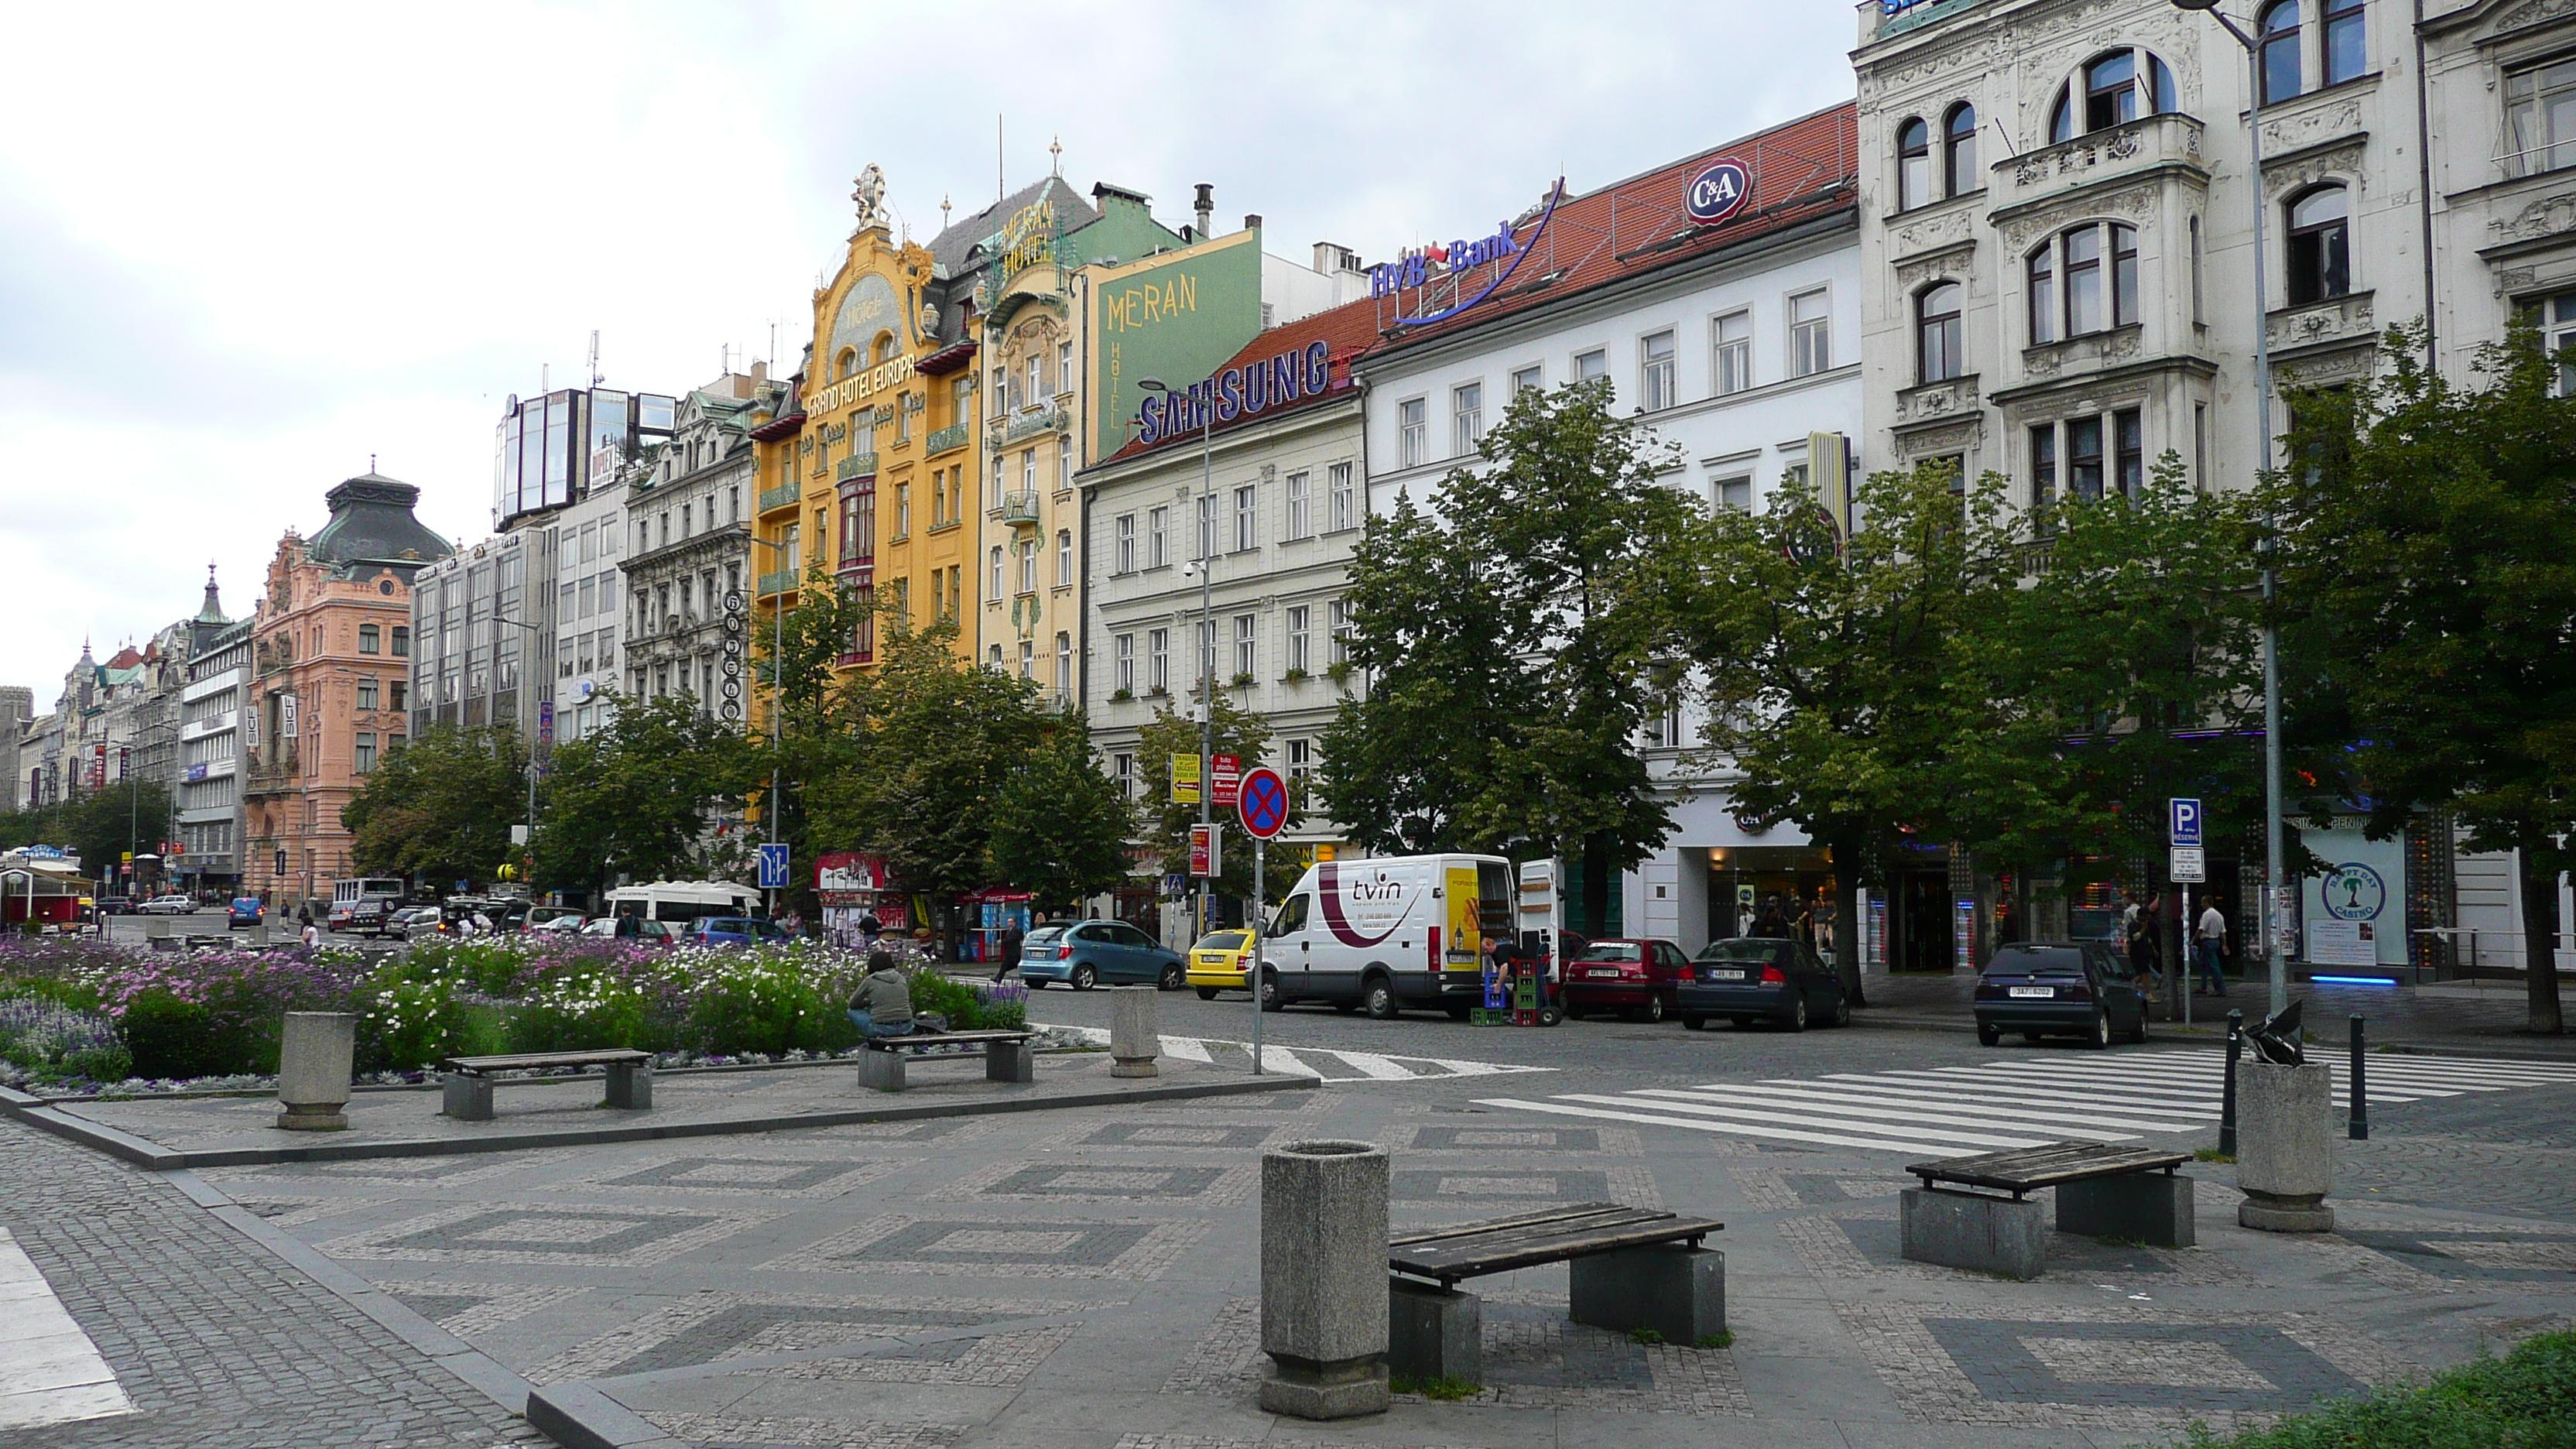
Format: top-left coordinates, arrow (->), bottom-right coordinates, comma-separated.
1135,339 -> 1334,447
1686,159 -> 1753,225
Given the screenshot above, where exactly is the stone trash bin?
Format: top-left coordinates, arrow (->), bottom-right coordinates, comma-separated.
1261,1139 -> 1390,1419
2237,1060 -> 2334,1231
276,1011 -> 358,1131
1109,986 -> 1160,1079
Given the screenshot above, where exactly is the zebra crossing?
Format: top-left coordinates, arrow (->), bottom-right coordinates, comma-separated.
1475,1049 -> 2576,1157
1045,1025 -> 1555,1084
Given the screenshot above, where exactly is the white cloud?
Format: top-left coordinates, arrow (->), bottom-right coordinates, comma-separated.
0,0 -> 1855,694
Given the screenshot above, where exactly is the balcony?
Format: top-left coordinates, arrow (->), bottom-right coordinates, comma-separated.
836,452 -> 879,481
926,423 -> 971,456
1988,112 -> 2207,219
757,568 -> 800,598
243,752 -> 299,794
998,404 -> 1065,445
2266,289 -> 2376,358
1000,490 -> 1041,527
757,481 -> 802,514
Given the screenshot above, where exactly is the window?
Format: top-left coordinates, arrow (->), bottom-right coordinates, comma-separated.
1285,471 -> 1311,539
989,545 -> 1004,600
894,484 -> 910,537
1453,381 -> 1485,454
2049,49 -> 2177,141
2323,0 -> 2365,84
2030,423 -> 2058,513
989,644 -> 1005,669
391,626 -> 409,657
2537,291 -> 2576,394
358,624 -> 380,654
1789,289 -> 1831,377
1233,614 -> 1257,678
1327,462 -> 1355,531
1714,475 -> 1753,512
681,502 -> 694,536
1019,639 -> 1034,677
1511,363 -> 1543,393
2114,408 -> 2144,498
726,486 -> 739,522
1197,618 -> 1218,681
1113,752 -> 1136,797
2260,0 -> 2302,104
1328,598 -> 1352,666
2028,243 -> 2057,344
1016,539 -> 1036,594
1897,118 -> 1932,210
1646,697 -> 1684,749
1055,632 -> 1072,696
1235,484 -> 1259,551
2190,217 -> 2204,324
1574,348 -> 1607,382
357,678 -> 378,711
991,455 -> 1005,509
1115,513 -> 1137,573
2067,415 -> 2105,502
389,679 -> 407,711
1056,528 -> 1073,587
1917,283 -> 1964,383
2285,186 -> 2352,306
1025,355 -> 1043,406
1713,310 -> 1752,395
1196,492 -> 1218,560
1639,331 -> 1676,411
2028,223 -> 2139,341
1149,629 -> 1170,693
1944,104 -> 1978,196
1057,340 -> 1074,393
2066,225 -> 2105,334
355,732 -> 376,774
1399,397 -> 1428,467
1115,633 -> 1135,694
1286,605 -> 1311,673
1149,505 -> 1170,566
1286,736 -> 1313,788
1021,448 -> 1036,495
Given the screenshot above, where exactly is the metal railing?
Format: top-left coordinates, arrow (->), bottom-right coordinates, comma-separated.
756,568 -> 800,597
1001,490 -> 1041,526
836,452 -> 879,481
757,481 -> 801,513
1000,405 -> 1064,444
927,423 -> 971,455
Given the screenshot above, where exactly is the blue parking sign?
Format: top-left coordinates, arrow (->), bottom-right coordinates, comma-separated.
757,843 -> 790,889
2170,798 -> 2202,847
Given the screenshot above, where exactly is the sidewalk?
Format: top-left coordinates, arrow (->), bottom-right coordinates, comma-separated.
1860,971 -> 2576,1059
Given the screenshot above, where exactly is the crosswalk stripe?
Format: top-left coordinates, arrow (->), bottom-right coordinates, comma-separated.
1555,1093 -> 2051,1150
1472,1097 -> 1970,1157
1741,1081 -> 2190,1132
1818,1073 -> 2216,1122
1972,1060 -> 2444,1102
1634,1086 -> 2138,1142
2156,1049 -> 2576,1085
1901,1068 -> 2236,1110
1158,1036 -> 1214,1064
1037,1024 -> 1547,1083
1324,1050 -> 1425,1081
1253,1046 -> 1326,1077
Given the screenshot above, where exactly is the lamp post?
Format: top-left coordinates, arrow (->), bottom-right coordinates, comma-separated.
746,533 -> 796,920
1136,376 -> 1220,951
489,612 -> 547,857
2173,0 -> 2289,1017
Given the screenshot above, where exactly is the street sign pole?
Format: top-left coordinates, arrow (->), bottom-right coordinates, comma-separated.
1250,832 -> 1263,1076
1235,767 -> 1290,1078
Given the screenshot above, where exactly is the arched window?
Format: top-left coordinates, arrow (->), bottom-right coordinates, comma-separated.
2050,49 -> 2179,142
1944,104 -> 1979,196
2286,185 -> 2352,304
875,331 -> 899,364
2259,0 -> 2303,104
2026,222 -> 2140,342
1917,282 -> 1965,383
1897,118 -> 1932,210
835,348 -> 857,380
2323,0 -> 2365,86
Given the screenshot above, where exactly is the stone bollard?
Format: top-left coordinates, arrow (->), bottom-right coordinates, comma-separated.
1109,987 -> 1160,1079
276,1012 -> 358,1131
1260,1140 -> 1389,1419
2236,1060 -> 2334,1231
145,917 -> 173,942
246,922 -> 269,947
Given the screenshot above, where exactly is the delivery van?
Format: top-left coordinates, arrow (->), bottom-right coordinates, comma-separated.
1260,854 -> 1515,1019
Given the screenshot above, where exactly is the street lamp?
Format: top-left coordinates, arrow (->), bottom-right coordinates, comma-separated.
2172,0 -> 2290,1017
1135,376 -> 1220,951
746,533 -> 796,919
489,611 -> 546,858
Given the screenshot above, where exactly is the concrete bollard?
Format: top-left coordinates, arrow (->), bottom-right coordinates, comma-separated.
145,917 -> 173,942
276,1012 -> 358,1130
2236,1060 -> 2334,1231
1109,987 -> 1160,1079
246,922 -> 269,947
1260,1140 -> 1390,1419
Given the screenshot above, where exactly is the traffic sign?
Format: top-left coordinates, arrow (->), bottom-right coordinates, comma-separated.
757,842 -> 791,889
1189,823 -> 1221,878
1171,753 -> 1201,805
1211,753 -> 1242,807
1237,767 -> 1289,839
2170,844 -> 2207,883
2170,797 -> 2202,847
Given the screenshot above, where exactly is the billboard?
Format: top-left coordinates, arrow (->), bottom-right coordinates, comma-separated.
1087,231 -> 1265,460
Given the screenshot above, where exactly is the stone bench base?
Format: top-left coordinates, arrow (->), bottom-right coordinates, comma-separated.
1568,1243 -> 1726,1344
2057,1171 -> 2195,1247
440,1062 -> 651,1122
1902,1187 -> 2046,1279
1389,1279 -> 1481,1384
856,1037 -> 1036,1093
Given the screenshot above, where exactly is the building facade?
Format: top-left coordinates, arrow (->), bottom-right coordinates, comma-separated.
622,368 -> 772,726
245,474 -> 451,909
0,686 -> 29,813
178,608 -> 252,894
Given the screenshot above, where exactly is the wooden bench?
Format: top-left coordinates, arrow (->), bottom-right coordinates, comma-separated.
855,1029 -> 1036,1092
1386,1203 -> 1726,1383
440,1050 -> 653,1122
1901,1142 -> 2195,1279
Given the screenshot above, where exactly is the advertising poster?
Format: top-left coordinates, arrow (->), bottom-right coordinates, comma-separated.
2299,822 -> 2406,967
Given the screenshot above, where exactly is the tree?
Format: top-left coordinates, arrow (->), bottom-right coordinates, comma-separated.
2273,327 -> 2576,1033
532,693 -> 763,895
1136,694 -> 1300,907
1321,380 -> 1692,930
341,727 -> 525,888
986,711 -> 1136,914
57,778 -> 173,890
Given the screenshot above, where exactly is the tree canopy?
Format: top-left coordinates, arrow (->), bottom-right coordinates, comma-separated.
341,727 -> 526,888
532,693 -> 763,895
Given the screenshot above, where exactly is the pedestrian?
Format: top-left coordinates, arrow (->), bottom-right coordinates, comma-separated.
471,909 -> 492,937
846,948 -> 916,1039
301,920 -> 320,949
996,916 -> 1026,983
2127,890 -> 2164,1004
856,910 -> 882,947
297,902 -> 313,929
1752,894 -> 1791,939
2194,896 -> 2231,997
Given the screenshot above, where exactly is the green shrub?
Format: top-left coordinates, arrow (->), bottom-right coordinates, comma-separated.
61,1043 -> 135,1084
505,972 -> 664,1053
121,990 -> 255,1078
358,976 -> 507,1073
2183,1331 -> 2576,1448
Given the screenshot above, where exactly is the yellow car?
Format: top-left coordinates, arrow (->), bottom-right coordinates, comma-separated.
1187,929 -> 1259,998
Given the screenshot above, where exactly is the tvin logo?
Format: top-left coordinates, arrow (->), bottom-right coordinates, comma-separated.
1686,159 -> 1752,225
1349,872 -> 1406,903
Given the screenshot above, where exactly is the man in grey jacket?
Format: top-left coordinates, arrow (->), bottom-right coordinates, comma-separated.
847,949 -> 916,1038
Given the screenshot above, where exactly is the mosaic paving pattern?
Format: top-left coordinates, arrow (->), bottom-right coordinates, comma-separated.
1386,1165 -> 1660,1208
558,1154 -> 906,1198
813,1117 -> 1009,1146
218,1193 -> 387,1228
644,1411 -> 970,1448
202,1154 -> 536,1187
317,1201 -> 776,1265
1046,1120 -> 1282,1151
762,1214 -> 1209,1279
1780,1209 -> 2245,1286
1834,1302 -> 2415,1430
1399,1125 -> 1640,1156
2338,1226 -> 2576,1283
937,1159 -> 1255,1204
373,1280 -> 590,1338
533,1290 -> 1087,1386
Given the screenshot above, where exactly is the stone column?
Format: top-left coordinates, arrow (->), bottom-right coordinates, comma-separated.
276,1012 -> 357,1130
2236,1060 -> 2334,1231
1260,1140 -> 1389,1418
1109,987 -> 1159,1078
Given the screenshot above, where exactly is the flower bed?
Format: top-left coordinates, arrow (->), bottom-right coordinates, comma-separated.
0,935 -> 1032,1092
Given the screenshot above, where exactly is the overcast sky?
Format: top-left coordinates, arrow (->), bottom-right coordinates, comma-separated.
0,0 -> 1858,699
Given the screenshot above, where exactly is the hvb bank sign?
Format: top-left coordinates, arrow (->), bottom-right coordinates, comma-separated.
1135,338 -> 1334,446
1371,180 -> 1567,327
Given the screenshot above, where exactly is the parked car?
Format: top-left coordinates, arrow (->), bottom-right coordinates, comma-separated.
580,916 -> 675,944
526,911 -> 588,934
1676,937 -> 1850,1031
1022,919 -> 1187,991
686,916 -> 789,946
1972,940 -> 2150,1048
139,895 -> 197,916
1560,937 -> 1690,1023
228,897 -> 265,929
381,906 -> 444,940
1186,928 -> 1258,998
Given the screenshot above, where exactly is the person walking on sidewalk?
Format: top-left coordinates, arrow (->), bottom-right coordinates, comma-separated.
2126,890 -> 2164,1005
846,949 -> 916,1039
2194,896 -> 2232,997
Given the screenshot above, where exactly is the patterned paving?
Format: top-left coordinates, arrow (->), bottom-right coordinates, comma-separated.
760,1214 -> 1210,1279
557,1153 -> 906,1197
532,1290 -> 1090,1386
317,1200 -> 776,1265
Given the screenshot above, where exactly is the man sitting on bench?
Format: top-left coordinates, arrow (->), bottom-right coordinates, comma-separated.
848,950 -> 916,1040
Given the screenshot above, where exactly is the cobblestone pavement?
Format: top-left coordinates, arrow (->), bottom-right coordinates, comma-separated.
0,1120 -> 540,1449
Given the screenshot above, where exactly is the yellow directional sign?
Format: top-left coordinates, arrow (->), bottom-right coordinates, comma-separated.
1171,753 -> 1201,805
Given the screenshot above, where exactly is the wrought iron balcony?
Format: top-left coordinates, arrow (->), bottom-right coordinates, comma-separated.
757,481 -> 802,513
836,452 -> 879,481
757,568 -> 800,598
926,423 -> 971,456
1001,490 -> 1041,526
999,405 -> 1064,445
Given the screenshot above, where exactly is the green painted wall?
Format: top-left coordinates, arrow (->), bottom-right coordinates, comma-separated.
1086,229 -> 1265,460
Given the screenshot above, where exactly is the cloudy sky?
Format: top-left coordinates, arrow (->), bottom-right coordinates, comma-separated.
0,0 -> 1858,697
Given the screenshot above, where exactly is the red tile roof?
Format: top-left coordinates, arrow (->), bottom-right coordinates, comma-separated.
1095,291 -> 1388,465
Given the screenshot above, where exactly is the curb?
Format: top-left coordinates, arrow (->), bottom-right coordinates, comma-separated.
526,1382 -> 690,1449
2,1071 -> 1315,1170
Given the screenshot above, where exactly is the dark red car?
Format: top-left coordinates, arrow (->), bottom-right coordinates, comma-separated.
1560,937 -> 1690,1023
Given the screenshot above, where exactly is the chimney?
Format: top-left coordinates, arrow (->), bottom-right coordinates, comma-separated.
749,359 -> 768,389
1193,183 -> 1214,242
1314,242 -> 1361,276
1243,213 -> 1262,232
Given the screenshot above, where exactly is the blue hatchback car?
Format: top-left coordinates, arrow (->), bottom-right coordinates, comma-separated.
1020,920 -> 1187,991
685,916 -> 789,946
228,897 -> 265,929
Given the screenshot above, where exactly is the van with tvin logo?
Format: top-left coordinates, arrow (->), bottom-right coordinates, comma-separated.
1259,854 -> 1515,1020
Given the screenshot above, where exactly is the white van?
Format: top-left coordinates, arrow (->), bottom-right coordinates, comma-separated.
1260,854 -> 1515,1019
605,879 -> 762,927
